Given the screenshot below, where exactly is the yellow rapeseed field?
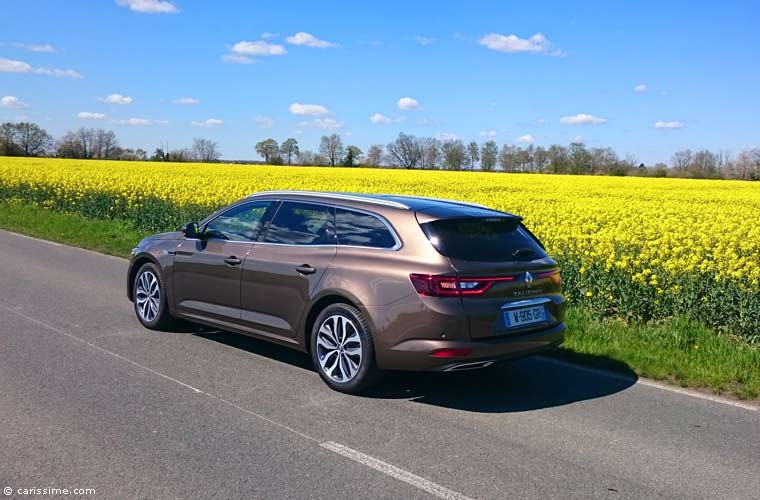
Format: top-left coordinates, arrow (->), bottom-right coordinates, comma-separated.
1,157 -> 759,339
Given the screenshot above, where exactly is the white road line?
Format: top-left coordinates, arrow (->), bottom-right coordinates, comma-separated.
321,441 -> 475,500
0,303 -> 319,443
537,356 -> 758,412
0,303 -> 479,499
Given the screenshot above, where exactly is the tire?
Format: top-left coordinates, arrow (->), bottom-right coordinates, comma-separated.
132,262 -> 174,330
310,303 -> 381,394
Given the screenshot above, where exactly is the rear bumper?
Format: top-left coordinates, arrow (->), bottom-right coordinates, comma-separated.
378,322 -> 565,371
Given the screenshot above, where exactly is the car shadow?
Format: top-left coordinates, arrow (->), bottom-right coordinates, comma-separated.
187,325 -> 637,413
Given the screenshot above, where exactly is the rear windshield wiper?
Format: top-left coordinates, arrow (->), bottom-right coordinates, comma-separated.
512,248 -> 536,259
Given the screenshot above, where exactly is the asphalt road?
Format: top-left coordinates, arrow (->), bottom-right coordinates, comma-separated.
0,229 -> 758,500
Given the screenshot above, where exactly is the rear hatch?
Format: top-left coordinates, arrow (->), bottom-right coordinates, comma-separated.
417,214 -> 564,339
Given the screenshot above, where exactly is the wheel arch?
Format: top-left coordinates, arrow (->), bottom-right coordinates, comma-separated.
127,253 -> 161,301
301,291 -> 371,353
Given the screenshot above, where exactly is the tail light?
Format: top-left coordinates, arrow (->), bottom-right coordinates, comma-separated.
409,274 -> 516,297
536,269 -> 562,287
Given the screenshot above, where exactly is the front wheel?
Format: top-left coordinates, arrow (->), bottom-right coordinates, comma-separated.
310,303 -> 381,394
133,263 -> 174,330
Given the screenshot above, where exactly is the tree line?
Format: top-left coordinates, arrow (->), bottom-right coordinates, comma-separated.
1,121 -> 759,180
0,122 -> 221,163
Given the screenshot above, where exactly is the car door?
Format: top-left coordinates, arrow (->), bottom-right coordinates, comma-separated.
173,200 -> 274,325
240,201 -> 336,340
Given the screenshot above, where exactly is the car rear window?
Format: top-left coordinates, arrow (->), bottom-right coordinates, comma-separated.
335,208 -> 397,249
420,217 -> 547,262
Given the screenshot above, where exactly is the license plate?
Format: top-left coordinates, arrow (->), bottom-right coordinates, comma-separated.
503,306 -> 546,327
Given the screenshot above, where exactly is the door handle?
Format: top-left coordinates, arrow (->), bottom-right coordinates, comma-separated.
224,256 -> 242,266
295,264 -> 316,275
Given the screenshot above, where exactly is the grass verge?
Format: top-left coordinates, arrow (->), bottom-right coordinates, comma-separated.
1,201 -> 758,401
0,201 -> 150,257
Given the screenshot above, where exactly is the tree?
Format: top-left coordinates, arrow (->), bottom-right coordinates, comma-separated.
0,122 -> 52,157
467,141 -> 479,170
56,128 -> 94,159
365,144 -> 384,167
480,140 -> 498,171
343,145 -> 363,167
568,142 -> 591,174
15,122 -> 53,157
319,134 -> 344,167
420,137 -> 441,169
691,149 -> 718,177
297,149 -> 316,165
255,138 -> 280,163
92,129 -> 119,160
671,149 -> 693,173
192,138 -> 221,162
386,132 -> 421,169
280,138 -> 299,165
441,139 -> 466,170
499,144 -> 519,172
533,145 -> 549,173
547,144 -> 569,174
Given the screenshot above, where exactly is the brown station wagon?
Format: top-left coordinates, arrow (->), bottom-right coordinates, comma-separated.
127,191 -> 566,393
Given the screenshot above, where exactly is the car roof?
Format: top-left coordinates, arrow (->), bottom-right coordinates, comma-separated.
245,190 -> 519,219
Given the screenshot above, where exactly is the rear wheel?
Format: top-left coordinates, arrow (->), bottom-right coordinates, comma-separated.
310,303 -> 381,394
133,263 -> 174,330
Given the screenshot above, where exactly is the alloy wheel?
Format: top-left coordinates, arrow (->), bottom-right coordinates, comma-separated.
316,314 -> 363,382
135,270 -> 161,323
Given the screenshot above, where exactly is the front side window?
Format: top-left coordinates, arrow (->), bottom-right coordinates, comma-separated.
263,202 -> 334,245
335,208 -> 397,249
204,201 -> 272,242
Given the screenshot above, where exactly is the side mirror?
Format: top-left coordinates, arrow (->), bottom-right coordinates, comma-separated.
181,222 -> 199,239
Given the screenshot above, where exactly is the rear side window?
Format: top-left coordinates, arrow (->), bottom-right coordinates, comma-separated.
263,202 -> 334,245
335,208 -> 397,249
420,217 -> 547,262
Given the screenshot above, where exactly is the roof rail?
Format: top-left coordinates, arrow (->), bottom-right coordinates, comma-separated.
386,194 -> 488,209
246,190 -> 410,209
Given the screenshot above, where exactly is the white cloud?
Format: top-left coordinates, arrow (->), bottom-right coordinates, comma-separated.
289,102 -> 328,115
261,32 -> 279,39
1,96 -> 29,109
115,117 -> 168,126
478,32 -> 564,56
370,113 -> 392,125
0,57 -> 82,78
515,134 -> 535,144
397,97 -> 419,110
415,36 -> 436,45
436,132 -> 458,141
99,93 -> 133,105
659,90 -> 669,96
537,117 -> 545,124
369,113 -> 406,125
572,135 -> 584,143
231,40 -> 287,56
285,32 -> 338,48
172,97 -> 199,105
14,43 -> 56,53
191,118 -> 224,127
634,83 -> 647,93
221,53 -> 254,64
298,118 -> 343,129
252,115 -> 275,128
653,120 -> 684,129
479,130 -> 497,138
77,111 -> 107,120
116,0 -> 179,14
560,113 -> 607,125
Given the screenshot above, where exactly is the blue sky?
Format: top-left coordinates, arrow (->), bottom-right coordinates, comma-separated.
1,0 -> 758,163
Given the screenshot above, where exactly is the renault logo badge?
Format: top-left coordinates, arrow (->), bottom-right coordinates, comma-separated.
525,271 -> 534,288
